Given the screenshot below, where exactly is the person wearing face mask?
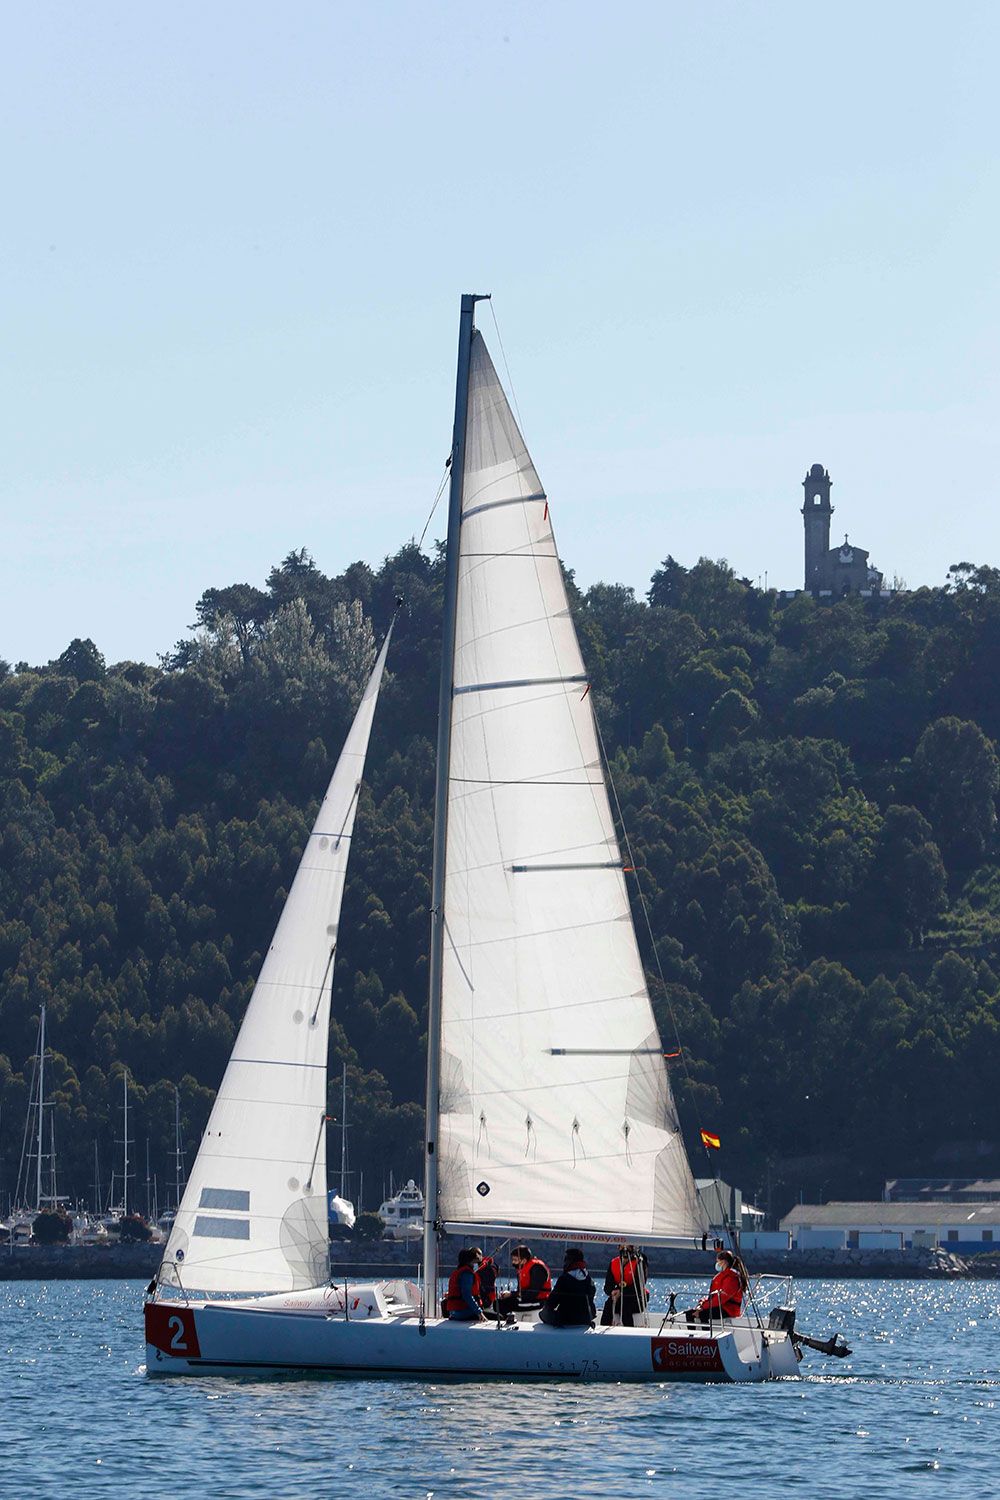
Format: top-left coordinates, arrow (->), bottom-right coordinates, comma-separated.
684,1249 -> 746,1323
470,1246 -> 497,1310
496,1245 -> 552,1316
442,1247 -> 486,1320
600,1244 -> 649,1326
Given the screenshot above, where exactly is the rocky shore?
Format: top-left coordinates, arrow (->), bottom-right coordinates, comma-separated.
0,1238 -> 989,1281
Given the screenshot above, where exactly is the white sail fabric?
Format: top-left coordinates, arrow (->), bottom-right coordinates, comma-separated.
159,627 -> 393,1293
438,333 -> 705,1242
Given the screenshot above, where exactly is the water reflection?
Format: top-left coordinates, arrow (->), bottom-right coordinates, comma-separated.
2,1278 -> 998,1498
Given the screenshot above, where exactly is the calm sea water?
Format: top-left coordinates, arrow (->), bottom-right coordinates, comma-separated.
2,1277 -> 997,1499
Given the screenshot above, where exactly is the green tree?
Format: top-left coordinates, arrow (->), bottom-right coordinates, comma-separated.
32,1209 -> 72,1244
118,1213 -> 153,1242
862,805 -> 945,946
352,1211 -> 386,1242
913,717 -> 1000,869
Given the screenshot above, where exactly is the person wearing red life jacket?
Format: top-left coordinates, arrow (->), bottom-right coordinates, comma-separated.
496,1245 -> 552,1315
684,1249 -> 746,1324
441,1247 -> 485,1320
600,1244 -> 649,1326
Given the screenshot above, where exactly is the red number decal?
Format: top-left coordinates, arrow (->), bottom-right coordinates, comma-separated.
145,1303 -> 202,1359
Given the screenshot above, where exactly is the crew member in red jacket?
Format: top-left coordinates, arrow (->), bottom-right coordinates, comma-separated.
685,1249 -> 746,1323
496,1245 -> 552,1315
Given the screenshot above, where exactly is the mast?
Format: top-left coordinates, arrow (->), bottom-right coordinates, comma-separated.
35,1005 -> 46,1213
339,1062 -> 347,1196
122,1069 -> 130,1218
173,1087 -> 184,1210
421,292 -> 489,1311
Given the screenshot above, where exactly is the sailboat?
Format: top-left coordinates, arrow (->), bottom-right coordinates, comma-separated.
145,295 -> 800,1381
5,1005 -> 64,1243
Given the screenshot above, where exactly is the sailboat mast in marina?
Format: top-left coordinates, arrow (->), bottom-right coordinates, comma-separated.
144,296 -> 802,1382
36,1006 -> 46,1211
122,1069 -> 130,1219
11,1005 -> 49,1219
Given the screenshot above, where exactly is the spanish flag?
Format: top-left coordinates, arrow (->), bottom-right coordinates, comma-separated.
700,1129 -> 721,1150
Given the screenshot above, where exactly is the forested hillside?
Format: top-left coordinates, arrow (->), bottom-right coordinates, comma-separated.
3,547 -> 1000,1219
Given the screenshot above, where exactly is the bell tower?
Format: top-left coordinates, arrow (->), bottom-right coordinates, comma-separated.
801,463 -> 833,590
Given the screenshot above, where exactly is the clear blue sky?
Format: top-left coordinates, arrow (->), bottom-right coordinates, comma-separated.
4,1 -> 998,666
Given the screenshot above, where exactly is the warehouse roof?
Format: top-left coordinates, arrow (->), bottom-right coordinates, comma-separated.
885,1177 -> 1000,1202
780,1201 -> 1000,1229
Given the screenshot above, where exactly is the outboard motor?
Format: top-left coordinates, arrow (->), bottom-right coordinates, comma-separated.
768,1303 -> 852,1359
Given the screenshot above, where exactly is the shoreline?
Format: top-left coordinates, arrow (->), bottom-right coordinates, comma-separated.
1,1239 -> 994,1281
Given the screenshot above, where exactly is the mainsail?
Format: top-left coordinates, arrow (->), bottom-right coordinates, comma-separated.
437,332 -> 705,1243
159,626 -> 393,1293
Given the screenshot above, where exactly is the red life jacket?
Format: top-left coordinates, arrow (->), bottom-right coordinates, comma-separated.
517,1256 -> 551,1301
442,1265 -> 481,1315
700,1266 -> 743,1318
610,1254 -> 640,1289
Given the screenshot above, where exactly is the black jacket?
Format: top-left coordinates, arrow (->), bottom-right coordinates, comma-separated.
544,1267 -> 597,1326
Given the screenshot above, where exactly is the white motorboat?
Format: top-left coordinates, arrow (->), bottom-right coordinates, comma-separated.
3,1212 -> 35,1247
378,1180 -> 423,1241
71,1212 -> 110,1246
145,296 -> 804,1383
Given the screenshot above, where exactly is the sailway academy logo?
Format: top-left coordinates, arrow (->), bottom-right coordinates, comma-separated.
650,1337 -> 724,1375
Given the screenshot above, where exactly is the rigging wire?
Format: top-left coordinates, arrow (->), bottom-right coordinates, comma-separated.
417,466 -> 451,553
487,300 -> 528,440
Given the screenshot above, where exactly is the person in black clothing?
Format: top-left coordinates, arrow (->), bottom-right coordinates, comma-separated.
470,1246 -> 497,1310
538,1249 -> 597,1327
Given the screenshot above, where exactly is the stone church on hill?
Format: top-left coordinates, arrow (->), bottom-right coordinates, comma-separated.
801,463 -> 884,596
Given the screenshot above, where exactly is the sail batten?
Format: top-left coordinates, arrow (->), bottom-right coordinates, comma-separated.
437,331 -> 706,1242
158,624 -> 394,1294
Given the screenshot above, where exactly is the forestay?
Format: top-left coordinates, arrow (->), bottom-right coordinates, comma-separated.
159,626 -> 393,1294
438,332 -> 705,1243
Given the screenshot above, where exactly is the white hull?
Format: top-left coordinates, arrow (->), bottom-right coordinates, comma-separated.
145,1287 -> 799,1384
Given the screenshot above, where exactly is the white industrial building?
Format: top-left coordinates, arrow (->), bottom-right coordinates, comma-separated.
780,1201 -> 1000,1253
697,1178 -> 790,1250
